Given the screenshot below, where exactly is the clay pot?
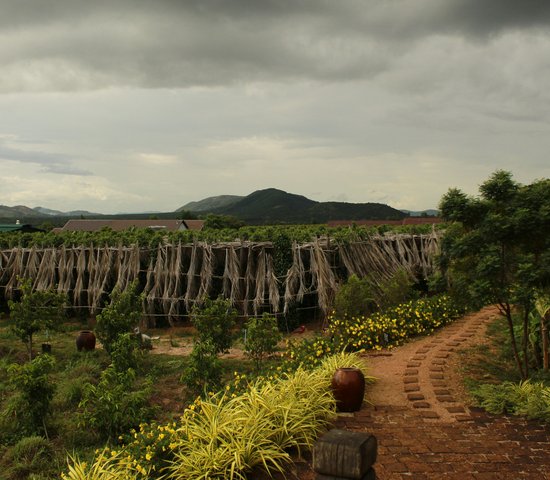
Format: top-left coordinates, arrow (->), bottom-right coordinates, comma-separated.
76,330 -> 96,352
331,367 -> 365,412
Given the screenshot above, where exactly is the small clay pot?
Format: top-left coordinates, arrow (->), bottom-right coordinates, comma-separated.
331,367 -> 366,412
41,343 -> 52,354
76,330 -> 96,352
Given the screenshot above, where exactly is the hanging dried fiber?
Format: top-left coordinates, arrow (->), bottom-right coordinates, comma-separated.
57,246 -> 75,296
243,246 -> 256,317
90,247 -> 114,314
73,247 -> 89,309
144,245 -> 167,320
310,239 -> 338,315
197,242 -> 214,302
4,248 -> 25,300
22,246 -> 41,283
164,242 -> 184,324
253,247 -> 266,315
283,242 -> 307,314
222,245 -> 241,307
33,248 -> 57,292
265,251 -> 280,313
184,243 -> 200,312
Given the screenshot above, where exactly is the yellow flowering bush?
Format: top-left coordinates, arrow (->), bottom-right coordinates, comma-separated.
328,294 -> 463,351
117,421 -> 180,477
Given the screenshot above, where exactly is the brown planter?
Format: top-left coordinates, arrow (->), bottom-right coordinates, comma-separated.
76,330 -> 96,352
331,367 -> 365,412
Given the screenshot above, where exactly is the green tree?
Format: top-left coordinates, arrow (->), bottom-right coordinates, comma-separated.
203,214 -> 245,230
95,281 -> 143,355
5,354 -> 56,436
181,340 -> 222,396
439,170 -> 550,379
244,313 -> 282,371
333,274 -> 377,319
79,365 -> 153,440
9,279 -> 66,361
190,296 -> 237,354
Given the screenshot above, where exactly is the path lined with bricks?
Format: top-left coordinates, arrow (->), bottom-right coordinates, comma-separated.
334,307 -> 550,479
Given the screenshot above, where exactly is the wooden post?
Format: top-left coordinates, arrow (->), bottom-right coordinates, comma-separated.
313,429 -> 377,479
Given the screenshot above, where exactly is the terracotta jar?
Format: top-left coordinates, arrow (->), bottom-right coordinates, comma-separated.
331,367 -> 366,412
76,330 -> 96,352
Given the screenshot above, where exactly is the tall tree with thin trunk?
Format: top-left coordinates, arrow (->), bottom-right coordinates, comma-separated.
9,278 -> 66,361
439,171 -> 550,379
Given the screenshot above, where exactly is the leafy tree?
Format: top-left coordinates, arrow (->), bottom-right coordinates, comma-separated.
439,170 -> 550,379
78,365 -> 153,440
110,333 -> 144,373
95,281 -> 143,355
181,340 -> 222,396
177,209 -> 198,220
4,354 -> 56,437
244,313 -> 282,371
9,279 -> 66,360
190,296 -> 237,354
203,214 -> 245,230
333,275 -> 377,319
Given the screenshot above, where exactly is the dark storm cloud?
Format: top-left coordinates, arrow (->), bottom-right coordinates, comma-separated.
445,0 -> 550,34
2,0 -> 549,92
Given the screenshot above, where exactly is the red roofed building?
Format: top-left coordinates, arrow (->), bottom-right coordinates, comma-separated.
327,217 -> 442,228
57,219 -> 204,232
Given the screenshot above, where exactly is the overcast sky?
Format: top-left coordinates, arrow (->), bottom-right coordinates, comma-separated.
1,0 -> 549,214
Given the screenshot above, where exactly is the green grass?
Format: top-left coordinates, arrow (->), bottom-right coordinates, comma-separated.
459,315 -> 522,393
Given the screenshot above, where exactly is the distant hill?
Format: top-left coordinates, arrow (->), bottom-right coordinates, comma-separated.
1,188 -> 407,227
178,195 -> 243,213
204,188 -> 406,224
0,205 -> 48,219
34,206 -> 101,217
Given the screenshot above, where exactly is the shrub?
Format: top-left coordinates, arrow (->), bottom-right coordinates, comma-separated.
244,313 -> 282,371
9,278 -> 65,361
95,281 -> 143,355
61,448 -> 140,480
190,296 -> 237,354
3,435 -> 56,480
78,366 -> 154,441
4,354 -> 56,437
328,294 -> 463,352
181,340 -> 222,397
472,380 -> 550,421
110,333 -> 144,373
333,275 -> 377,319
71,352 -> 371,480
167,357 -> 348,480
376,268 -> 415,310
120,422 -> 179,478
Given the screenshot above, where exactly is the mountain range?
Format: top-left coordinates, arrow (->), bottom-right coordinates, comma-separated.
1,188 -> 433,225
178,188 -> 406,224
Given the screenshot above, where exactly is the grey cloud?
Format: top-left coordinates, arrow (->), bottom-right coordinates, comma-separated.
445,0 -> 550,35
0,142 -> 92,176
3,1 -> 549,92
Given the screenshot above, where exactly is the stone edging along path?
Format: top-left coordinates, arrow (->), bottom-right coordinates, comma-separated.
331,306 -> 550,480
